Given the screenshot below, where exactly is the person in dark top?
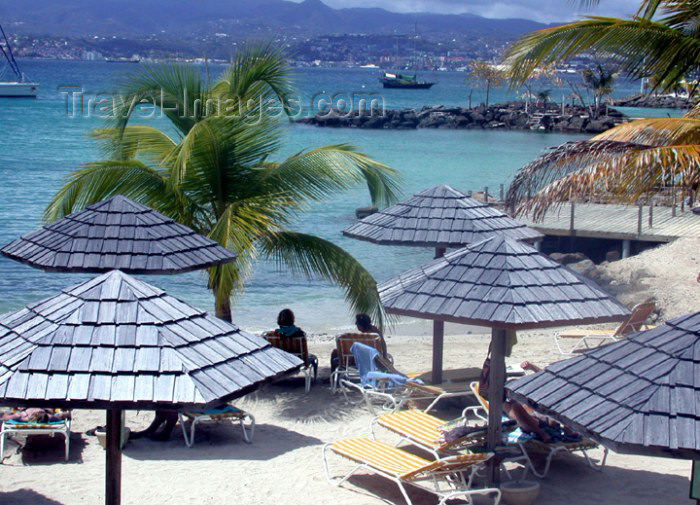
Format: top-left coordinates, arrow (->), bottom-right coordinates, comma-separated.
330,313 -> 387,372
276,308 -> 304,338
355,313 -> 387,357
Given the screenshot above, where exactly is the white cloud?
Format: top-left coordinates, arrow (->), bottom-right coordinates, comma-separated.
309,0 -> 641,23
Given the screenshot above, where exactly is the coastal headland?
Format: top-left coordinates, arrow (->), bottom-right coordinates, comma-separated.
298,102 -> 628,134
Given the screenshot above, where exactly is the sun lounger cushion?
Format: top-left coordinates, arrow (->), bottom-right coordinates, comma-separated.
3,420 -> 68,429
187,406 -> 247,420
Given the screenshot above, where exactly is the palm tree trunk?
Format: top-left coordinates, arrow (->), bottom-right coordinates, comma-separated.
215,291 -> 233,322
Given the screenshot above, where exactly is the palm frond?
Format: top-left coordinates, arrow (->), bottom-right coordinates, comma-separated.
44,161 -> 171,221
506,140 -> 650,215
592,118 -> 700,145
112,63 -> 208,135
213,43 -> 296,119
90,126 -> 177,164
259,231 -> 391,331
509,142 -> 700,219
259,145 -> 401,208
505,16 -> 700,91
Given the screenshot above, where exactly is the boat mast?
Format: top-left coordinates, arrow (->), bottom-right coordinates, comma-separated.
0,22 -> 23,81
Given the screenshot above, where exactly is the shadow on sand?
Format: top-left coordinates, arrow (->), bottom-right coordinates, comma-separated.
125,422 -> 322,462
0,489 -> 66,505
1,432 -> 87,466
331,450 -> 691,505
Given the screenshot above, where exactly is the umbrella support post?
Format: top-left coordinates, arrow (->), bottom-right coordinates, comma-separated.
487,328 -> 507,486
106,409 -> 123,505
432,320 -> 444,384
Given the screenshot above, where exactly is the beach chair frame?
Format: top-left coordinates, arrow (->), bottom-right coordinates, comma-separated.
554,300 -> 656,355
330,333 -> 384,393
469,382 -> 608,478
0,417 -> 71,462
322,438 -> 501,505
377,355 -> 476,413
178,406 -> 255,448
264,331 -> 318,393
369,409 -> 487,459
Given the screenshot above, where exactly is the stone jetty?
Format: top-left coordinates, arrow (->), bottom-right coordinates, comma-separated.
297,102 -> 628,134
612,94 -> 696,109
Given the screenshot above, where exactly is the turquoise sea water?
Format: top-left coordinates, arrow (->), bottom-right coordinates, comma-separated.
0,60 -> 676,333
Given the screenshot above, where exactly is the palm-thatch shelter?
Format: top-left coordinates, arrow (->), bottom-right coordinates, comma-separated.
0,270 -> 302,505
1,195 -> 236,274
507,311 -> 700,460
378,236 -> 629,483
345,184 -> 543,383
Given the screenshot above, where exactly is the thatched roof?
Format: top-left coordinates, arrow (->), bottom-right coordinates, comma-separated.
0,270 -> 301,410
508,311 -> 700,459
343,185 -> 543,248
1,196 -> 236,274
378,236 -> 629,330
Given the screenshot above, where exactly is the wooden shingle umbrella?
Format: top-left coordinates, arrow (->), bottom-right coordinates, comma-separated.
1,195 -> 236,274
344,184 -> 543,383
507,311 -> 700,460
0,270 -> 302,505
378,236 -> 629,483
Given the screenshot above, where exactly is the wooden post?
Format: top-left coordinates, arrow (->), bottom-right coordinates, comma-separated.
484,186 -> 489,203
637,204 -> 643,236
432,320 -> 444,385
487,328 -> 507,486
622,240 -> 631,259
106,409 -> 123,505
431,247 -> 446,385
649,204 -> 654,228
569,202 -> 575,232
499,184 -> 504,202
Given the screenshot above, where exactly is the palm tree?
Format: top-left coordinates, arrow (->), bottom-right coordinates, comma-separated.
536,89 -> 551,106
46,45 -> 401,327
503,0 -> 700,217
581,65 -> 616,114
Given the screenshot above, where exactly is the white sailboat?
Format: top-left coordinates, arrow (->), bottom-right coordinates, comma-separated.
0,22 -> 37,98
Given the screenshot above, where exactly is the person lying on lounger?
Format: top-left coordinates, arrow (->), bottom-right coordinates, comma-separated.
1,408 -> 71,423
130,411 -> 179,441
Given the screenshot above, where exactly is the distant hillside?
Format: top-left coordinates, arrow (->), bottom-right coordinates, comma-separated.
0,0 -> 555,38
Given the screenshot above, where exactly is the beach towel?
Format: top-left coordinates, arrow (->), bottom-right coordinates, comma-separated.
350,342 -> 380,386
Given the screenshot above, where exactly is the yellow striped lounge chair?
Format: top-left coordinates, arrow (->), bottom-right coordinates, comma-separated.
370,409 -> 486,458
469,382 -> 608,478
322,437 -> 501,505
1,412 -> 71,462
178,405 -> 254,448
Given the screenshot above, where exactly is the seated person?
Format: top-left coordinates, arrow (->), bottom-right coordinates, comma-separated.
330,313 -> 387,372
1,408 -> 71,423
275,308 -> 305,338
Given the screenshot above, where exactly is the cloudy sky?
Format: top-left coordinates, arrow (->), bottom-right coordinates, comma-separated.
309,0 -> 641,24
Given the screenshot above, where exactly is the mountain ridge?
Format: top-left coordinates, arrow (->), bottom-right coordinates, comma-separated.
0,0 -> 557,38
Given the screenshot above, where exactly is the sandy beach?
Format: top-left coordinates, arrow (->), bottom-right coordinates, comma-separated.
1,239 -> 698,505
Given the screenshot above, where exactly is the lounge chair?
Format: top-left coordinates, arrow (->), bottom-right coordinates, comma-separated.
330,332 -> 386,393
337,343 -> 415,414
469,382 -> 608,478
554,300 -> 656,355
1,412 -> 71,462
322,437 -> 501,505
376,356 -> 478,413
178,405 -> 255,448
370,409 -> 488,458
263,331 -> 318,393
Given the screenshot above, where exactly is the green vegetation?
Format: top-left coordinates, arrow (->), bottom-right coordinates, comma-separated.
504,0 -> 700,218
46,44 -> 401,326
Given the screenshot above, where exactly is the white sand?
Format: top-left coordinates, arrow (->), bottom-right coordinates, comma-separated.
2,239 -> 699,505
0,333 -> 692,505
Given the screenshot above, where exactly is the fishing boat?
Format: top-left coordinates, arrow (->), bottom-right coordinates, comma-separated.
0,22 -> 37,98
379,72 -> 435,89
